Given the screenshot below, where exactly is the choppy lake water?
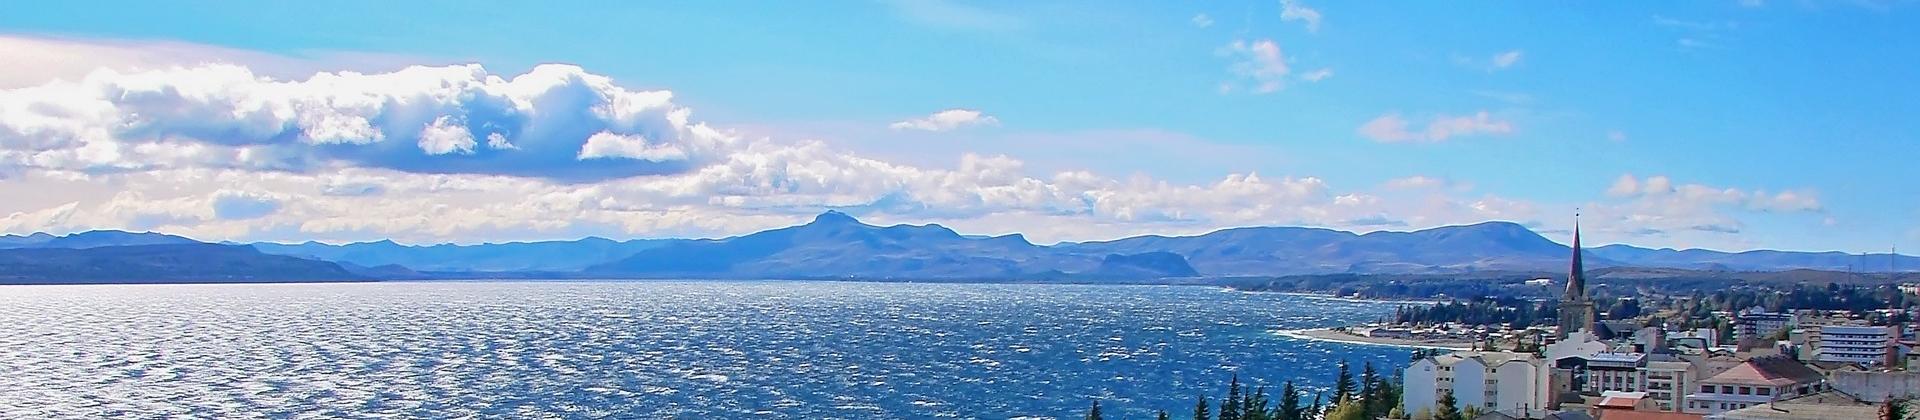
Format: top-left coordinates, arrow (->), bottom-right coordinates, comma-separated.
0,281 -> 1410,419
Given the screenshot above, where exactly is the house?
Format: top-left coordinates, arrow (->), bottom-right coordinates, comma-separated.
1704,390 -> 1876,420
1681,355 -> 1828,415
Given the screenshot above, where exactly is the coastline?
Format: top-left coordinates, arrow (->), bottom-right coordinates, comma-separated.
1276,327 -> 1474,351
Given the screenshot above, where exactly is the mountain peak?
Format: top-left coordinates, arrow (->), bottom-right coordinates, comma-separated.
811,210 -> 860,225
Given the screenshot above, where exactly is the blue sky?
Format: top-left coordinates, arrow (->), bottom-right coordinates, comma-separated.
0,1 -> 1914,252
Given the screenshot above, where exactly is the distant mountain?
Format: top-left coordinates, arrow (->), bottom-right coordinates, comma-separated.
6,213 -> 1914,281
1058,221 -> 1593,275
0,230 -> 200,249
586,211 -> 1104,279
0,244 -> 366,284
250,237 -> 673,272
1589,244 -> 1920,272
1087,252 -> 1200,279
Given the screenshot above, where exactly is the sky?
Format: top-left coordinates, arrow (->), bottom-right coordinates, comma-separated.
0,0 -> 1915,252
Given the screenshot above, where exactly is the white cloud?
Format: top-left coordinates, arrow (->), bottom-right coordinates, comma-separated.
1300,68 -> 1334,82
1219,39 -> 1291,94
888,109 -> 1000,132
1279,0 -> 1323,33
1191,13 -> 1214,28
1492,50 -> 1524,69
1357,111 -> 1514,143
0,63 -> 734,181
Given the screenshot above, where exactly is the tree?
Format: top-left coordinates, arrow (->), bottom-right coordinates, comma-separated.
1886,397 -> 1911,420
1244,385 -> 1271,420
1085,400 -> 1103,420
1434,391 -> 1462,420
1158,410 -> 1172,420
1334,360 -> 1357,404
1325,398 -> 1369,420
1360,362 -> 1383,417
1388,405 -> 1407,420
1461,405 -> 1486,419
1194,395 -> 1212,420
1221,375 -> 1244,420
1278,381 -> 1305,420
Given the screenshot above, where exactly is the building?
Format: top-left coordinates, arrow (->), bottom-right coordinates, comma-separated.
1556,222 -> 1595,341
1643,354 -> 1706,412
1582,353 -> 1649,394
1681,355 -> 1828,415
1813,324 -> 1895,365
1704,390 -> 1875,420
1734,309 -> 1792,343
1406,351 -> 1553,415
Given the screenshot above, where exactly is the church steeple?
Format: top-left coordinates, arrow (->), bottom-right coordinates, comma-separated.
1556,216 -> 1595,341
1566,218 -> 1585,301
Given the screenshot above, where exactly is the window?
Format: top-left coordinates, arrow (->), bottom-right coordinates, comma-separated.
1721,385 -> 1734,394
1701,385 -> 1713,393
1758,388 -> 1771,396
1738,387 -> 1751,395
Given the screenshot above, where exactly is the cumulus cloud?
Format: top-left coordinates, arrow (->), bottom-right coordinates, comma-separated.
1357,111 -> 1514,143
888,109 -> 1000,131
1219,39 -> 1291,94
0,63 -> 733,181
1279,0 -> 1323,33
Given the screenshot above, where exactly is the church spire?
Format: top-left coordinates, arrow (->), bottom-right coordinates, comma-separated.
1566,217 -> 1585,300
1556,215 -> 1595,341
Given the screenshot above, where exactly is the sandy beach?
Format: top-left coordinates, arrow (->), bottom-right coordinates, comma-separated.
1276,327 -> 1475,350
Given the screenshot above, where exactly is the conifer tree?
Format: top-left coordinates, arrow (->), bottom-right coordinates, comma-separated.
1360,362 -> 1380,416
1085,400 -> 1103,420
1221,375 -> 1243,420
1333,360 -> 1357,404
1194,395 -> 1212,420
1434,391 -> 1462,420
1278,381 -> 1304,420
1244,385 -> 1270,420
1158,410 -> 1172,420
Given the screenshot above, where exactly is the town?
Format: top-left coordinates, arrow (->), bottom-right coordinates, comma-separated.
1389,226 -> 1917,420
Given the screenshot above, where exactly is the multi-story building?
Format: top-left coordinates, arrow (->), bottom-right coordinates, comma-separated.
1735,309 -> 1793,343
1403,351 -> 1552,415
1815,324 -> 1896,365
1581,352 -> 1647,394
1682,355 -> 1827,415
1642,354 -> 1705,412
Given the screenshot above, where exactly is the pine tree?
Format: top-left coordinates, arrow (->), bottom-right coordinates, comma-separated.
1333,360 -> 1357,404
1195,395 -> 1212,420
1244,385 -> 1270,420
1158,410 -> 1172,420
1434,391 -> 1462,420
1360,362 -> 1381,417
1278,381 -> 1304,420
1085,400 -> 1103,420
1221,375 -> 1244,420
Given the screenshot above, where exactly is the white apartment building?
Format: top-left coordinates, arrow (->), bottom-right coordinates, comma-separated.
1816,324 -> 1896,365
1403,351 -> 1551,415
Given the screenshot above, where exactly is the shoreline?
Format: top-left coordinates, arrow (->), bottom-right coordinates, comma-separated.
1276,327 -> 1474,351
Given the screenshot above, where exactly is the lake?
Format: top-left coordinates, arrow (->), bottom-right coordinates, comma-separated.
0,281 -> 1411,419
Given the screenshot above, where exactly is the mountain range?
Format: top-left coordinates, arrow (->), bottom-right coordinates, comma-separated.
1,211 -> 1914,284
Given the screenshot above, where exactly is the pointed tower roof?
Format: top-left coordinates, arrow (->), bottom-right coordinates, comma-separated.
1565,217 -> 1586,300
